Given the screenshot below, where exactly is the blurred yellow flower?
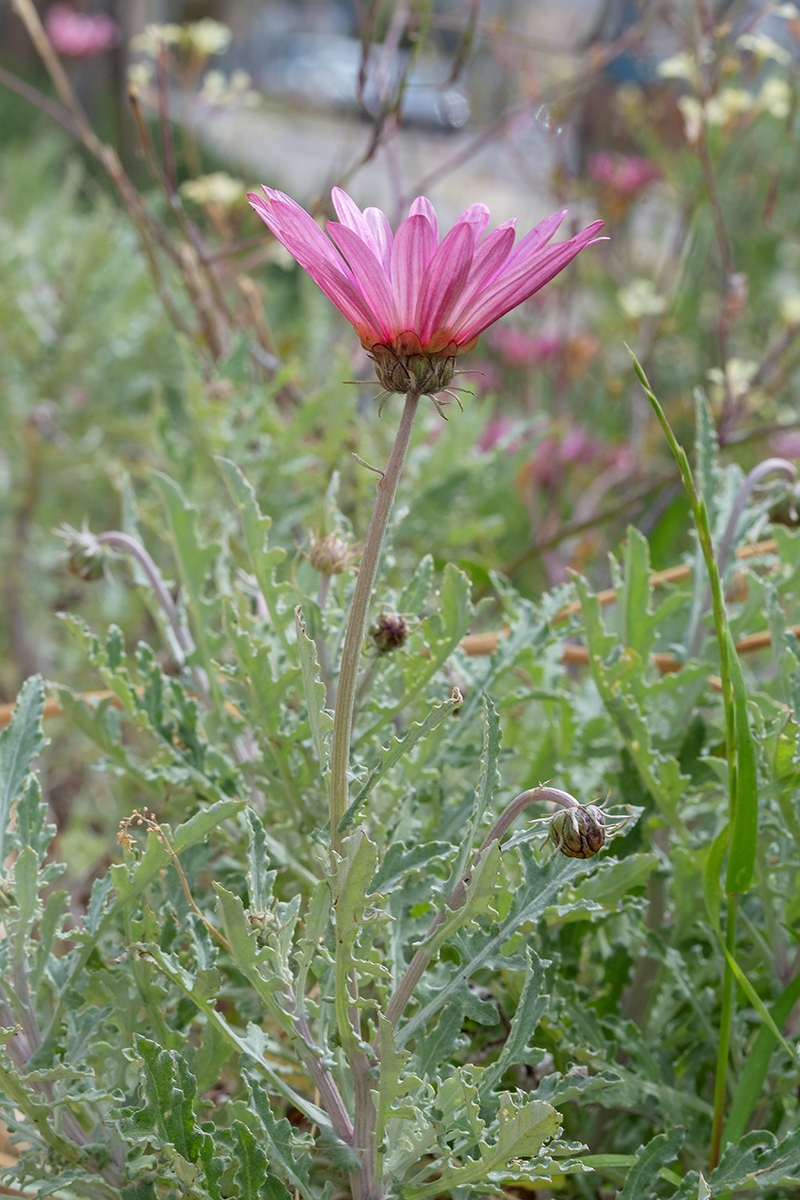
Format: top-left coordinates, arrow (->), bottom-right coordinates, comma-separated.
180,172 -> 245,208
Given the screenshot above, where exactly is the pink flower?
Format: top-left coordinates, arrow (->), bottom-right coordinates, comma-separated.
588,153 -> 660,197
247,186 -> 604,396
490,326 -> 562,368
46,4 -> 119,58
527,426 -> 603,490
477,416 -> 515,452
770,430 -> 800,460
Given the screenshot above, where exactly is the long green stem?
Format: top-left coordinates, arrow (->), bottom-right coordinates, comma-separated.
710,895 -> 738,1169
329,393 -> 419,859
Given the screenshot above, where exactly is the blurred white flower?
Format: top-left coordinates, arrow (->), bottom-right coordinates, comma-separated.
773,2 -> 799,15
705,87 -> 753,124
185,18 -> 232,57
678,95 -> 704,142
130,23 -> 182,55
618,279 -> 667,318
781,294 -> 800,324
131,18 -> 231,60
737,31 -> 792,64
198,69 -> 260,108
706,358 -> 758,403
755,76 -> 792,117
657,51 -> 701,85
126,62 -> 153,96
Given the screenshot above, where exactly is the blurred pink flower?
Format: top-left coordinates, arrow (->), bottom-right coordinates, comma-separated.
46,4 -> 119,58
527,426 -> 603,490
490,327 -> 562,368
469,359 -> 504,396
588,153 -> 660,197
609,443 -> 634,472
561,427 -> 601,463
770,430 -> 800,459
247,186 -> 604,395
477,416 -> 515,452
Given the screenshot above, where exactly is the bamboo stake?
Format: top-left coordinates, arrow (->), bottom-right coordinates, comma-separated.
0,539 -> 785,729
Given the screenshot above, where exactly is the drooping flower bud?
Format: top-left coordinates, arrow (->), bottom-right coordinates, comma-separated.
549,804 -> 606,859
370,611 -> 408,653
307,530 -> 359,576
59,525 -> 106,582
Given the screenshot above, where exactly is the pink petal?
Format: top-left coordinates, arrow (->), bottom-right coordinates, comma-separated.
409,196 -> 439,243
364,207 -> 394,274
415,221 -> 475,343
326,221 -> 397,340
454,203 -> 491,241
448,224 -> 516,328
504,210 -> 566,271
331,187 -> 367,233
312,260 -> 385,342
330,188 -> 392,273
453,222 -> 605,341
391,213 -> 438,331
248,188 -> 345,276
248,188 -> 383,341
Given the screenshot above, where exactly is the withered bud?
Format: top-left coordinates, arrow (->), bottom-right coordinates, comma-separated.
60,525 -> 106,582
370,611 -> 408,653
307,530 -> 359,576
549,804 -> 606,859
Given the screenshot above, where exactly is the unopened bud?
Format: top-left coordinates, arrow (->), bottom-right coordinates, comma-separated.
307,530 -> 358,576
549,804 -> 606,859
370,611 -> 408,653
60,525 -> 106,582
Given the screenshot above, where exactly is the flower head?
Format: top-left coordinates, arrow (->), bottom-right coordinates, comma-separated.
247,186 -> 604,397
46,4 -> 119,58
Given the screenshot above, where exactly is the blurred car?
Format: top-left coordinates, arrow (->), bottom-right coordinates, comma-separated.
256,32 -> 471,131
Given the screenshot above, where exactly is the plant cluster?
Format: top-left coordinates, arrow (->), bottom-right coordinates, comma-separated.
0,2 -> 799,1198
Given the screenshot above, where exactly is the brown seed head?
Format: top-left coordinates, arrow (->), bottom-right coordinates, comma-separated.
370,611 -> 409,653
307,530 -> 359,576
549,804 -> 606,859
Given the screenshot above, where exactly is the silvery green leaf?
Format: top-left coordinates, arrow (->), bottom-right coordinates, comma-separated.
616,1127 -> 685,1199
0,674 -> 45,867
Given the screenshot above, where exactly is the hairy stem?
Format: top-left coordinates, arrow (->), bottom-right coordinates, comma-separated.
329,393 -> 419,859
382,786 -> 578,1033
96,531 -> 193,657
